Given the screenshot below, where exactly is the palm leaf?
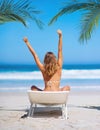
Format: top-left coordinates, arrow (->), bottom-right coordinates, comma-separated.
49,2 -> 94,25
79,6 -> 100,42
0,0 -> 43,28
49,0 -> 100,42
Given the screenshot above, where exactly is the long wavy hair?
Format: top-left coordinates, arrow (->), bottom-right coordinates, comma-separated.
44,52 -> 58,77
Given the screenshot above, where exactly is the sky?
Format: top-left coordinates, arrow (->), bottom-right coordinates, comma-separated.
0,0 -> 100,65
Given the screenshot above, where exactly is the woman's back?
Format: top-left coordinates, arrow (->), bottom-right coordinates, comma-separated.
42,65 -> 62,91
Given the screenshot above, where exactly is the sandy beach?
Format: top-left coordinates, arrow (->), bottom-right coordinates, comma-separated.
0,90 -> 100,130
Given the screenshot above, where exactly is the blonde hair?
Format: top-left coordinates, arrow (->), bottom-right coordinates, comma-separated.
44,52 -> 58,77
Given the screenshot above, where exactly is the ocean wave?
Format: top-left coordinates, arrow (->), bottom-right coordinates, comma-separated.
62,69 -> 100,79
0,69 -> 100,80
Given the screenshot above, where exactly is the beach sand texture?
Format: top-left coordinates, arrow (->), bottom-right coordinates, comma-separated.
0,91 -> 100,130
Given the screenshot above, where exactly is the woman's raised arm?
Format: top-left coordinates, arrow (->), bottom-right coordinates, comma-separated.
23,37 -> 44,71
57,29 -> 63,67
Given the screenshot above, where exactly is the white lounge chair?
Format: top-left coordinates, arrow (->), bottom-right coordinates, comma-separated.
27,90 -> 69,119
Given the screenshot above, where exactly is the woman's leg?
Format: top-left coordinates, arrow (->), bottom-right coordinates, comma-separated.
31,85 -> 43,91
60,85 -> 70,91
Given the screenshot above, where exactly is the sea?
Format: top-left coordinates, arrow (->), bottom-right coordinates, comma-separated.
0,64 -> 100,92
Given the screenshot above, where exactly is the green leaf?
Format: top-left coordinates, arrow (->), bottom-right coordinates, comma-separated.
49,0 -> 100,42
79,7 -> 100,42
49,2 -> 94,25
0,0 -> 43,28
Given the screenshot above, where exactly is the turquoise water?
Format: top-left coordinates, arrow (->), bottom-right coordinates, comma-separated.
0,64 -> 100,92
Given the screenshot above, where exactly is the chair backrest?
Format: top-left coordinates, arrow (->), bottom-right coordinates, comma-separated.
27,90 -> 69,105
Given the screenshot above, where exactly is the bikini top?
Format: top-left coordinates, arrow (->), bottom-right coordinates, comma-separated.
46,80 -> 60,87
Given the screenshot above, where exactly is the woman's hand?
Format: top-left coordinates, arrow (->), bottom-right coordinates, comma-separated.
57,29 -> 62,36
23,37 -> 28,43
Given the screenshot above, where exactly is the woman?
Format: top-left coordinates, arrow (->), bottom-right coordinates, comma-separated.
23,29 -> 70,91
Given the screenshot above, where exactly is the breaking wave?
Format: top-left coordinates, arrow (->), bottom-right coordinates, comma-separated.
0,69 -> 100,80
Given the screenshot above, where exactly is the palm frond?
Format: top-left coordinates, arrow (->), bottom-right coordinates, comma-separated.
0,0 -> 43,28
49,2 -> 94,25
49,0 -> 100,42
79,6 -> 100,42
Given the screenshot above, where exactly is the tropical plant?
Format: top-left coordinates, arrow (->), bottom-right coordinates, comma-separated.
49,0 -> 100,42
0,0 -> 43,28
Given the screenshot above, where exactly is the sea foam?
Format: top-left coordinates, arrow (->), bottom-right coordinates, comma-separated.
0,69 -> 100,80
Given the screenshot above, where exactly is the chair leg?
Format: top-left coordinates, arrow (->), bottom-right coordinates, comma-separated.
28,104 -> 36,117
62,104 -> 68,119
28,104 -> 33,117
31,104 -> 36,116
65,106 -> 68,119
